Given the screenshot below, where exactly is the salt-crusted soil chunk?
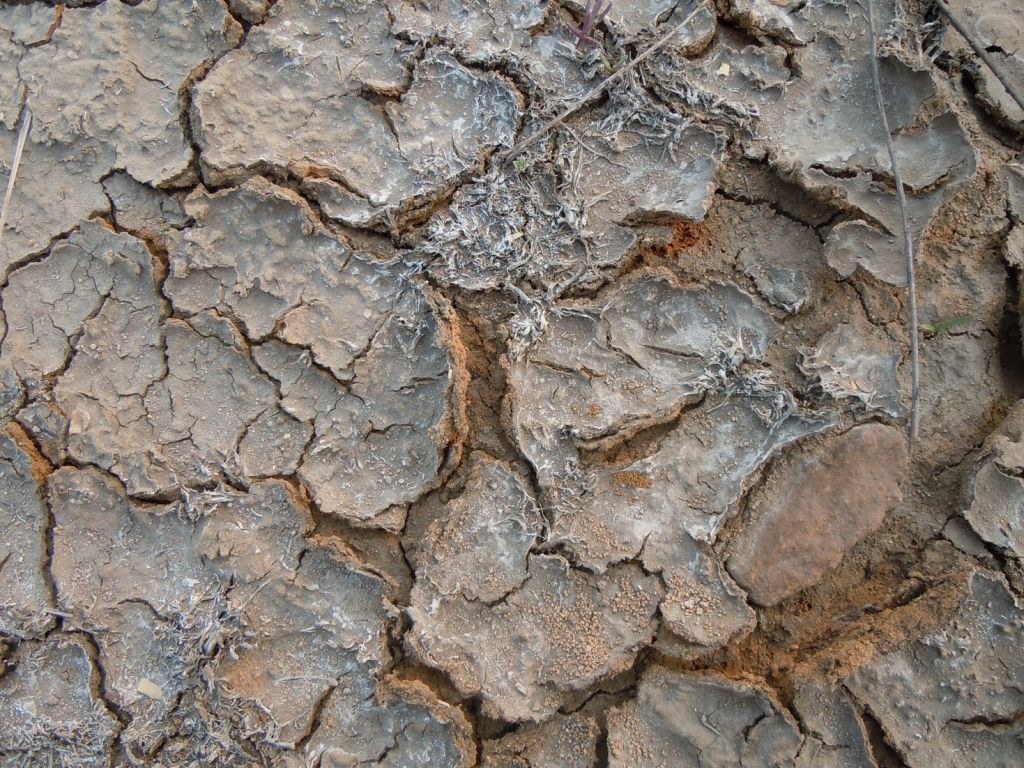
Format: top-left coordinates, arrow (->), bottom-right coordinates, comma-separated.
237,406 -> 311,479
1,222 -> 159,388
607,667 -> 803,767
215,546 -> 393,747
49,470 -> 335,757
49,472 -> 190,598
48,467 -> 215,758
845,572 -> 1024,767
963,400 -> 1024,563
43,464 -> 470,761
725,0 -> 806,44
604,0 -> 716,44
549,394 -> 833,561
0,0 -> 1014,760
103,172 -> 189,238
422,117 -> 719,294
508,272 -> 835,655
410,553 -> 661,721
4,224 -> 162,496
168,180 -> 465,525
197,480 -> 313,581
646,530 -> 756,658
24,181 -> 463,519
565,113 -> 718,263
941,0 -> 1023,130
19,0 -> 241,185
382,0 -> 712,88
792,683 -> 877,768
57,310 -> 276,498
800,320 -> 904,418
507,273 -> 779,486
0,365 -> 22,423
253,313 -> 460,528
0,430 -> 53,638
737,243 -> 815,315
389,52 -> 519,181
731,201 -> 826,314
228,0 -> 271,24
645,39 -> 790,127
166,179 -> 406,368
0,130 -> 113,276
306,678 -> 475,768
0,5 -> 113,273
1006,165 -> 1024,272
743,0 -> 941,178
657,0 -> 977,285
195,0 -> 519,226
385,0 -> 548,63
511,24 -> 600,100
727,423 -> 908,607
550,394 -> 832,656
997,163 -> 1023,258
480,712 -> 600,768
415,454 -> 541,603
0,636 -> 120,767
0,4 -> 57,129
193,0 -> 407,183
408,456 -> 659,721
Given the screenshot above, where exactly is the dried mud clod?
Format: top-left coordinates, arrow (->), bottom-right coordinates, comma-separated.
0,0 -> 1022,765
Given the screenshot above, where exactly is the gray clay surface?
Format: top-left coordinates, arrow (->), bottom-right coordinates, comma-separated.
0,0 -> 1022,766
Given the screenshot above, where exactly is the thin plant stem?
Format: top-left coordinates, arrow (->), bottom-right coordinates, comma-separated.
0,98 -> 31,245
501,5 -> 703,163
866,0 -> 920,443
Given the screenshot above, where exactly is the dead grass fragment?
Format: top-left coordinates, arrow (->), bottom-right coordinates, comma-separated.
0,97 -> 31,245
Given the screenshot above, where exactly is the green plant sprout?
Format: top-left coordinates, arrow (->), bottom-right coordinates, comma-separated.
920,314 -> 972,335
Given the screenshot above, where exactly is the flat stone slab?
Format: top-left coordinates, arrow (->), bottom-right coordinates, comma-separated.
727,423 -> 908,606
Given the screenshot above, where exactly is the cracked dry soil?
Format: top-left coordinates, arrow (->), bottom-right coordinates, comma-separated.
0,0 -> 1023,766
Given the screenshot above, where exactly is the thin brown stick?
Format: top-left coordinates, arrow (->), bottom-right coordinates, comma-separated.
934,0 -> 1024,114
866,0 -> 920,443
501,5 -> 704,163
0,100 -> 31,245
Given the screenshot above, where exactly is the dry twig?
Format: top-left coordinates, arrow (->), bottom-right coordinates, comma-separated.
866,0 -> 920,443
0,99 -> 31,245
567,0 -> 612,50
501,5 -> 704,162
